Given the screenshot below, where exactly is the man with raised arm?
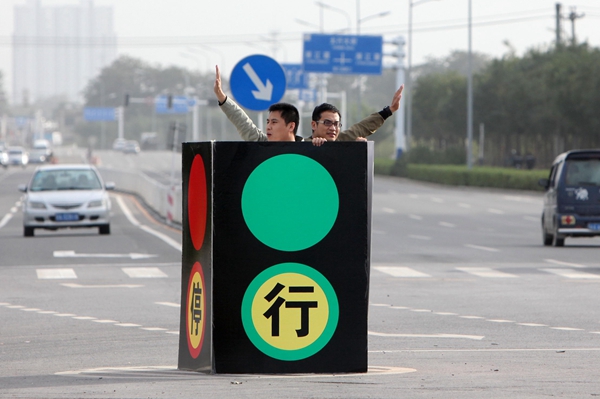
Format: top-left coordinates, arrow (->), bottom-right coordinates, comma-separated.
213,65 -> 301,142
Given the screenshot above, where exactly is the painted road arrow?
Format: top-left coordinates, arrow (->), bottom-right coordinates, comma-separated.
243,62 -> 273,101
53,250 -> 157,260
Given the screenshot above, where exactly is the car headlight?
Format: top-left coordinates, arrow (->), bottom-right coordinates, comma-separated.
28,201 -> 47,209
88,199 -> 105,208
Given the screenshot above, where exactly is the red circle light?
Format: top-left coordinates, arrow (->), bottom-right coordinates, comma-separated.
188,154 -> 207,251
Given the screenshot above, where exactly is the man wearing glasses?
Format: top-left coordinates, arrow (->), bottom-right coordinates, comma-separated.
308,85 -> 404,146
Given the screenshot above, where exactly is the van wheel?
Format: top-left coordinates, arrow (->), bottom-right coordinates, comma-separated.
542,217 -> 552,246
99,224 -> 110,235
24,227 -> 34,237
552,223 -> 564,247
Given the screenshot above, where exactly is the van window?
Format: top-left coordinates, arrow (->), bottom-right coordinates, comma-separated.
549,162 -> 561,189
564,159 -> 600,186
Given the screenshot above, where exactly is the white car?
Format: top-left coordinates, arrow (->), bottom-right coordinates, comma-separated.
7,147 -> 29,167
18,164 -> 115,237
0,149 -> 8,168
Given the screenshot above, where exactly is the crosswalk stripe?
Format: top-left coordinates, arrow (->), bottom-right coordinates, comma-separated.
121,267 -> 168,278
541,268 -> 600,279
36,268 -> 77,279
456,267 -> 518,278
374,266 -> 431,278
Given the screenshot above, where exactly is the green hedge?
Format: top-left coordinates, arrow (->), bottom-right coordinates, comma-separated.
374,158 -> 548,191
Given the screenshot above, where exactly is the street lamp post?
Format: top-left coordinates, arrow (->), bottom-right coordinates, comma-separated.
407,0 -> 439,153
355,0 -> 391,119
466,0 -> 473,169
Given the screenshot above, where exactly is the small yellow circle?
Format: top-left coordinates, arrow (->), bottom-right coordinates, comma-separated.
251,273 -> 329,351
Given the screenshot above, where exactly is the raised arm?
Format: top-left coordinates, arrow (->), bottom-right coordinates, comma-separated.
214,65 -> 267,142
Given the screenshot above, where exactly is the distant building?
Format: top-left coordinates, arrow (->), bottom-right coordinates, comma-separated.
12,0 -> 117,104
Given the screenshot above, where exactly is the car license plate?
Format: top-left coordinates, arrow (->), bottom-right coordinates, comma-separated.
588,223 -> 600,231
55,213 -> 79,222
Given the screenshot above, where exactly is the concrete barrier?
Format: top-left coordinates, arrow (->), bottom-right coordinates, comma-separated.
98,166 -> 182,225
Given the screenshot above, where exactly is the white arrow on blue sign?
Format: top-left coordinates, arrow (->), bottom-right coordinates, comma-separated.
230,54 -> 286,111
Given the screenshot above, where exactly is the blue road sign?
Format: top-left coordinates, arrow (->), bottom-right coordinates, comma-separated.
155,95 -> 191,114
282,63 -> 309,90
230,54 -> 286,111
299,89 -> 317,103
303,34 -> 383,75
83,107 -> 117,121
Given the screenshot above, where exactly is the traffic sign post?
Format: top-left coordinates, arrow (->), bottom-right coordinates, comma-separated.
179,141 -> 373,374
230,55 -> 287,111
303,33 -> 383,75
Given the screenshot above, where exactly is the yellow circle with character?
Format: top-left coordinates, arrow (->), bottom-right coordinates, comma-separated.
242,263 -> 339,361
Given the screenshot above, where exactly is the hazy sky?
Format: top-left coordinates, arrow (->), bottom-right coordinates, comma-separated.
1,0 -> 599,100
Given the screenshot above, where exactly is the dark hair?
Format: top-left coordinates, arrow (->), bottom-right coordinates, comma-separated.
268,103 -> 300,134
312,103 -> 341,122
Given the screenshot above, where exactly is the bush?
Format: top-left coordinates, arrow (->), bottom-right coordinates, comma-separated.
373,160 -> 548,191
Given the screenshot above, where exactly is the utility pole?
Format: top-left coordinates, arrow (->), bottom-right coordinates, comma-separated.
555,3 -> 562,45
566,7 -> 585,46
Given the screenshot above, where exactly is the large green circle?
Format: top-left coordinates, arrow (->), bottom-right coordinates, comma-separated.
241,154 -> 339,251
241,263 -> 339,361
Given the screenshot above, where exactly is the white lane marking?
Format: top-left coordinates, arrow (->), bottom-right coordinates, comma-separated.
116,195 -> 182,252
10,207 -> 17,213
439,221 -> 455,228
517,323 -> 547,327
53,313 -> 76,317
456,267 -> 517,278
93,319 -> 118,324
541,268 -> 600,279
550,327 -> 585,331
141,327 -> 168,331
56,365 -> 415,377
409,234 -> 431,240
460,315 -> 485,319
458,203 -> 471,208
37,310 -> 57,314
21,308 -> 41,312
431,197 -> 444,203
374,266 -> 431,278
166,331 -> 179,335
156,302 -> 180,308
382,208 -> 396,214
53,250 -> 156,260
73,316 -> 97,320
464,244 -> 500,253
61,283 -> 144,288
487,319 -> 515,323
591,332 -> 600,335
6,305 -> 25,309
487,208 -> 505,214
369,331 -> 484,340
0,213 -> 13,229
370,303 -> 392,307
37,268 -> 77,279
115,323 -> 141,327
122,267 -> 168,278
408,214 -> 422,220
544,259 -> 587,268
434,312 -> 458,316
410,309 -> 432,313
390,306 -> 409,309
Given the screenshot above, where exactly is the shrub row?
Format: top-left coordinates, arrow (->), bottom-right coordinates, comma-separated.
374,158 -> 548,191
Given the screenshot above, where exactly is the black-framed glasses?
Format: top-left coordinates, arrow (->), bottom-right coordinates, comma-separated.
315,119 -> 342,129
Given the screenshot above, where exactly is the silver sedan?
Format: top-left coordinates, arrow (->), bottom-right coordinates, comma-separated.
18,164 -> 115,237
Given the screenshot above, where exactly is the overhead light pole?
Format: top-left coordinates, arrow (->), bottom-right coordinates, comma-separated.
407,0 -> 439,152
355,0 -> 391,118
467,0 -> 473,169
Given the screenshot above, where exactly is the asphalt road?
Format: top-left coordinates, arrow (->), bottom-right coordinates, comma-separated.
1,160 -> 600,398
